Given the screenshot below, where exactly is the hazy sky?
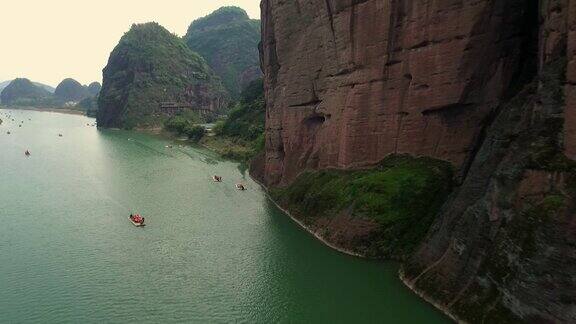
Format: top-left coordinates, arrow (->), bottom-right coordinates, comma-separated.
0,0 -> 261,87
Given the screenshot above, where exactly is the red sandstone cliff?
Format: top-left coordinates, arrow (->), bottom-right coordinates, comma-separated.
259,0 -> 576,322
260,0 -> 544,186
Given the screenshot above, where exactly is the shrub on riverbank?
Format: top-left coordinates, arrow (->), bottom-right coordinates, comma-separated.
164,113 -> 206,142
201,79 -> 264,161
270,155 -> 455,259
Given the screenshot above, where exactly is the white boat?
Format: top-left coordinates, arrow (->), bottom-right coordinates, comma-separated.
236,184 -> 246,191
213,176 -> 222,182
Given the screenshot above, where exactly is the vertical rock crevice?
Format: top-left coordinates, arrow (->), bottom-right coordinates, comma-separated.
257,0 -> 576,322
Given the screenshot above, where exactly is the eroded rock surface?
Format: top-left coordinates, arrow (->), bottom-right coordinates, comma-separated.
259,0 -> 576,322
260,0 -> 540,186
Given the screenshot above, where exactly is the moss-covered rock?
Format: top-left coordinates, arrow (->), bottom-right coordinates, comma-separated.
270,155 -> 454,259
403,57 -> 576,323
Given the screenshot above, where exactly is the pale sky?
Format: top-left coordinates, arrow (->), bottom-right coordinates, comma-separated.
0,0 -> 261,87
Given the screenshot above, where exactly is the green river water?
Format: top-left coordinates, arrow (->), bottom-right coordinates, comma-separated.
0,110 -> 448,323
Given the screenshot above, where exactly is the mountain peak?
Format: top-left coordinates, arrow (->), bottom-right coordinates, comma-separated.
0,78 -> 51,106
187,7 -> 250,33
55,78 -> 89,102
184,7 -> 261,98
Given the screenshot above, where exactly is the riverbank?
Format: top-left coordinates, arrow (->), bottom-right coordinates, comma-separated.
0,106 -> 86,116
200,135 -> 258,161
250,166 -> 460,323
96,123 -> 455,321
145,126 -> 367,258
0,109 -> 449,323
250,175 -> 367,258
253,168 -> 457,323
399,270 -> 460,323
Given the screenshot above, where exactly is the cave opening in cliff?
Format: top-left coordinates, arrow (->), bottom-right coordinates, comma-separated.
304,114 -> 329,127
506,0 -> 540,98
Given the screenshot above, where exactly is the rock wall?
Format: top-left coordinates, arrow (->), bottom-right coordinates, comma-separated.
565,1 -> 576,158
260,0 -> 538,186
402,57 -> 576,323
259,0 -> 576,322
400,2 -> 576,322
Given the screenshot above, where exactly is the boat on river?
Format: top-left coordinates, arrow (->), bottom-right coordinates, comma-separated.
213,175 -> 222,182
236,183 -> 246,191
129,214 -> 145,227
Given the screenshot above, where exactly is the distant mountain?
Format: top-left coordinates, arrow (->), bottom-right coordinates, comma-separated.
87,82 -> 101,97
0,80 -> 11,93
0,78 -> 53,106
97,22 -> 228,129
0,80 -> 54,94
35,82 -> 55,93
54,78 -> 90,102
184,7 -> 261,99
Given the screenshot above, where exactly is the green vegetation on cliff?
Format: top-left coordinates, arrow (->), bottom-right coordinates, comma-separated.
184,7 -> 261,98
270,155 -> 454,259
201,79 -> 264,160
97,22 -> 226,129
163,109 -> 207,141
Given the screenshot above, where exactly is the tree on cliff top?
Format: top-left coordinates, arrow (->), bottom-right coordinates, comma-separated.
184,6 -> 261,99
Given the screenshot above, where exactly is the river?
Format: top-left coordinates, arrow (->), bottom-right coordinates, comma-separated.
0,110 -> 448,323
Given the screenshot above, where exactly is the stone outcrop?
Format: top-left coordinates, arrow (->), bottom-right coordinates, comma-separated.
403,57 -> 576,323
400,2 -> 576,322
259,0 -> 576,322
97,22 -> 227,129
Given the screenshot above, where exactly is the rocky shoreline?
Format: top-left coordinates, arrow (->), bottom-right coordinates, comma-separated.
248,170 -> 457,322
249,175 -> 367,259
399,270 -> 461,323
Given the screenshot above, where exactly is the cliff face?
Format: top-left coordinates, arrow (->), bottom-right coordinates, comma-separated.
260,0 -> 576,322
97,23 -> 227,129
261,0 -> 538,186
184,7 -> 261,99
401,2 -> 576,322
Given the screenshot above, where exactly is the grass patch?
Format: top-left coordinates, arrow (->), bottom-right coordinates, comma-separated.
270,155 -> 454,258
200,135 -> 260,161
